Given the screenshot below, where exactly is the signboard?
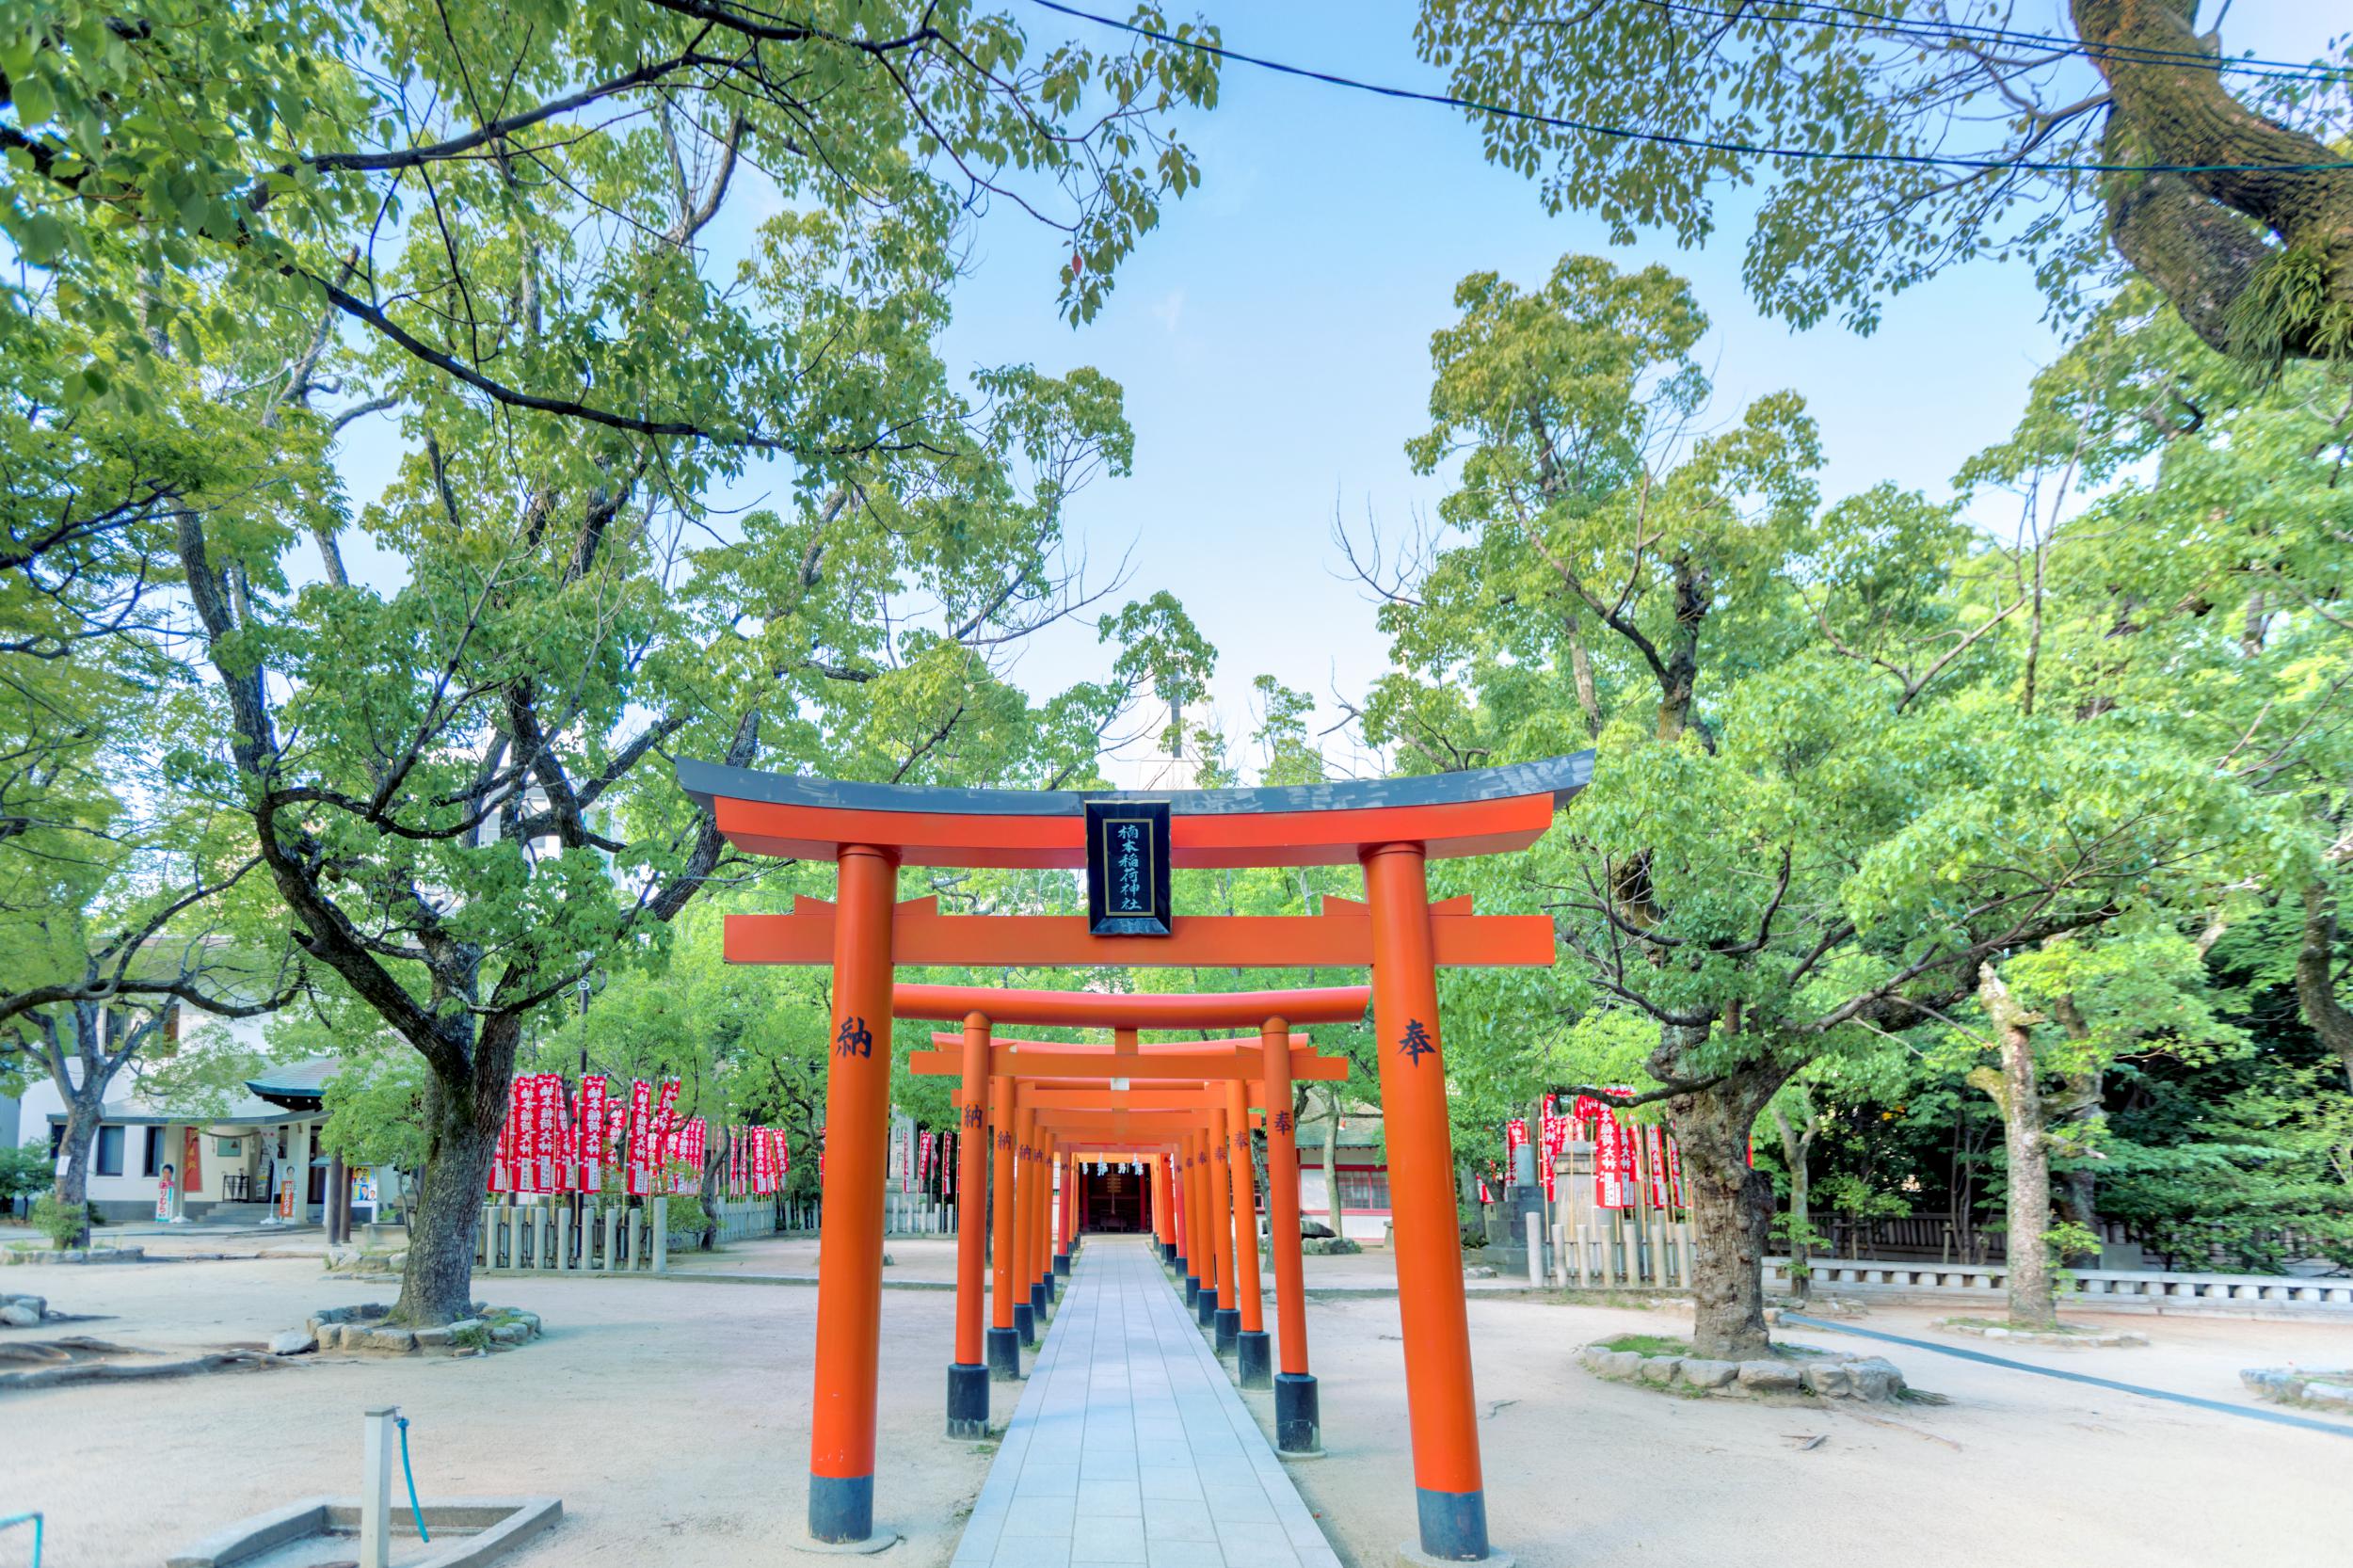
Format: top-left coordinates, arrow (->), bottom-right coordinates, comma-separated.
1084,799 -> 1172,936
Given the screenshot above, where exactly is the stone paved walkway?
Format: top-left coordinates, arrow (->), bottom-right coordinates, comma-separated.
951,1238 -> 1342,1568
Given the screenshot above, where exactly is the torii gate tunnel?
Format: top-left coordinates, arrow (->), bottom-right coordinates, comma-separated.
678,754 -> 1587,1561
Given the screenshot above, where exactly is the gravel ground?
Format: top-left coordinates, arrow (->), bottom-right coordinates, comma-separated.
1257,1289 -> 2351,1568
5,1243 -> 2345,1568
1,1256 -> 988,1568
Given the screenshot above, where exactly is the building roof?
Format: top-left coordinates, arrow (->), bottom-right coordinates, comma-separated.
244,1056 -> 341,1110
49,1094 -> 316,1128
678,753 -> 1592,821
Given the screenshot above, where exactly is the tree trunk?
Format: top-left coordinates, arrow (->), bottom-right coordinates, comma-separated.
2295,881 -> 2353,1095
1670,1067 -> 1783,1361
1771,1104 -> 1813,1304
1320,1086 -> 1340,1240
51,1089 -> 101,1248
392,1015 -> 518,1325
1980,963 -> 2057,1330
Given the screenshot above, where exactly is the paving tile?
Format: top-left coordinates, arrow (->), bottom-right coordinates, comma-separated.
1209,1533 -> 1301,1568
1143,1541 -> 1227,1568
1137,1466 -> 1205,1501
1016,1462 -> 1081,1498
1142,1496 -> 1218,1544
1071,1512 -> 1150,1563
1002,1495 -> 1077,1538
1200,1481 -> 1278,1524
1076,1479 -> 1144,1518
951,1240 -> 1347,1568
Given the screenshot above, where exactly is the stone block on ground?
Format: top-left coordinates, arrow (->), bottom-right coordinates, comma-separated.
267,1329 -> 315,1355
1846,1357 -> 1903,1401
361,1326 -> 416,1352
1801,1362 -> 1852,1398
0,1303 -> 40,1327
1678,1358 -> 1738,1390
490,1322 -> 528,1344
1737,1361 -> 1802,1393
1637,1355 -> 1682,1384
412,1325 -> 453,1349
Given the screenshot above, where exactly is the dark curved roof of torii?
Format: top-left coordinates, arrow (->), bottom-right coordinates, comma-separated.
677,752 -> 1591,820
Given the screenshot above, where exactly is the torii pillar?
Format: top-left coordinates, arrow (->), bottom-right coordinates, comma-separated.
1368,842 -> 1492,1561
805,844 -> 898,1543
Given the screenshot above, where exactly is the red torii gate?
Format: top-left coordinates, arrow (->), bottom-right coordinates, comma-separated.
908,999 -> 1353,1435
679,755 -> 1584,1561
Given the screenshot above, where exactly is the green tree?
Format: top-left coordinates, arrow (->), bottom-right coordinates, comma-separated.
1415,1 -> 2353,363
3,0 -> 1226,1323
1350,253 -> 2271,1357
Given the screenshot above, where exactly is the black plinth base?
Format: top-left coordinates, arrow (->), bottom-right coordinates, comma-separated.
1031,1280 -> 1049,1318
1236,1330 -> 1273,1387
808,1472 -> 873,1543
1013,1301 -> 1036,1347
1053,1252 -> 1072,1275
1275,1372 -> 1321,1455
947,1361 -> 989,1437
1183,1273 -> 1200,1305
1195,1287 -> 1218,1327
1213,1306 -> 1240,1354
985,1325 -> 1022,1382
1416,1487 -> 1492,1562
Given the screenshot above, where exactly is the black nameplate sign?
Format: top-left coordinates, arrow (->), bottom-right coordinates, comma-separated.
1085,800 -> 1172,936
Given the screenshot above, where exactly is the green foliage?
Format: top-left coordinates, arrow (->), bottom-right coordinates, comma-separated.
2227,245 -> 2353,377
1411,4 -> 2353,351
1595,1333 -> 1689,1358
29,1193 -> 85,1248
0,1142 -> 51,1208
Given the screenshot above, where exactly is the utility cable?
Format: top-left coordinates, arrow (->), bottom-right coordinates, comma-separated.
1611,0 -> 2350,87
1031,0 -> 2353,175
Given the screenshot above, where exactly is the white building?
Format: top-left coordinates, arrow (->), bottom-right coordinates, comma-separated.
8,1003 -> 354,1225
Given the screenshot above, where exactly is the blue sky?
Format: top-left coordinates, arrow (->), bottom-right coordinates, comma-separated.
332,3 -> 2335,779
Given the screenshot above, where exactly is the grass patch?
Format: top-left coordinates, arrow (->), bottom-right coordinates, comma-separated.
1595,1333 -> 1689,1358
1944,1316 -> 2085,1335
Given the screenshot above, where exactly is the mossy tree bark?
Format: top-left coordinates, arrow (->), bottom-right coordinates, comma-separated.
1978,963 -> 2059,1332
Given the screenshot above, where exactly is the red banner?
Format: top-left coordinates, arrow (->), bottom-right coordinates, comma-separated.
576,1075 -> 608,1192
626,1079 -> 653,1196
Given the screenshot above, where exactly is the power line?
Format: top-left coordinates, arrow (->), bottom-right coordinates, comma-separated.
1614,0 -> 2351,87
1031,0 -> 2353,176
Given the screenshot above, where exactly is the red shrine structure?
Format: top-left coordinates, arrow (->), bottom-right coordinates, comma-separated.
678,755 -> 1589,1562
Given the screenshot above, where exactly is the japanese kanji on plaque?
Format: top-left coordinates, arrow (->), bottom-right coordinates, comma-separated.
1083,798 -> 1172,936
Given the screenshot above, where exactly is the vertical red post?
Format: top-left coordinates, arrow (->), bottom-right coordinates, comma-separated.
1195,1125 -> 1214,1308
1208,1101 -> 1238,1347
1163,1153 -> 1184,1274
947,1014 -> 992,1434
986,1074 -> 1019,1381
1365,841 -> 1492,1561
1055,1147 -> 1074,1274
808,844 -> 897,1543
1228,1078 -> 1271,1384
1013,1105 -> 1039,1347
1259,1017 -> 1319,1449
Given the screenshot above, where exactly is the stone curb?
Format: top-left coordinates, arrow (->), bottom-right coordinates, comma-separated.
1577,1341 -> 1909,1401
1937,1319 -> 2148,1349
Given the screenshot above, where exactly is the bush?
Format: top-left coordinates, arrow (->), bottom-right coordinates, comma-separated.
30,1194 -> 88,1249
663,1193 -> 709,1240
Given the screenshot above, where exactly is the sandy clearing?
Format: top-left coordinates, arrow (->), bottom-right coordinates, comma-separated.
5,1248 -> 2346,1568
